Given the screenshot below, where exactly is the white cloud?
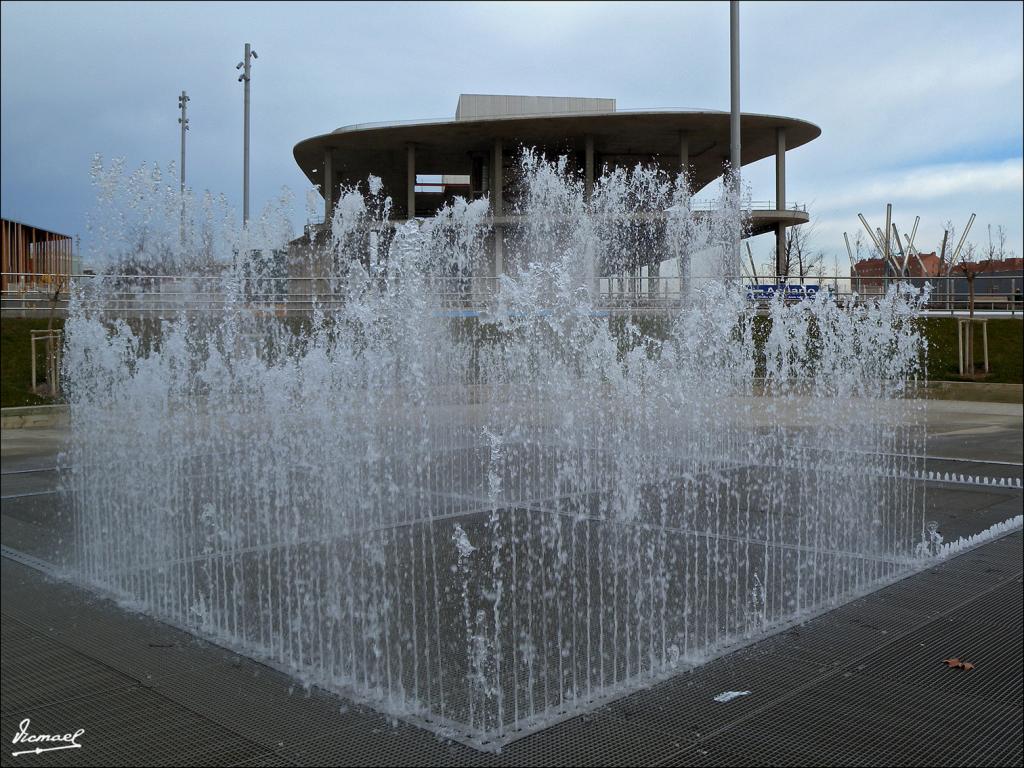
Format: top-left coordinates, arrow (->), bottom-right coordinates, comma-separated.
827,159 -> 1023,209
1,1 -> 1022,263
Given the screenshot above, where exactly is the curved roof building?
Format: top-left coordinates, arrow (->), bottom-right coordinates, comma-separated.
292,94 -> 821,276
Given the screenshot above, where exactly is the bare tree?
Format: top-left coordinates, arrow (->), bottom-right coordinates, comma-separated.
771,221 -> 827,283
982,223 -> 1015,262
993,224 -> 1013,260
985,224 -> 998,262
852,230 -> 866,261
851,229 -> 881,261
939,218 -> 979,271
960,241 -> 978,264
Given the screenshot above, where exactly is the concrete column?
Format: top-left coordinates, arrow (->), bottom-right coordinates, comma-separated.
729,1 -> 741,184
491,139 -> 504,215
775,127 -> 786,279
406,144 -> 416,219
492,138 -> 504,276
730,0 -> 742,276
679,131 -> 689,185
584,135 -> 595,200
774,127 -> 786,209
323,149 -> 334,223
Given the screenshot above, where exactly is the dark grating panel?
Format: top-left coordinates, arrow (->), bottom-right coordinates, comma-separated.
225,755 -> 298,767
291,717 -> 511,768
0,614 -> 137,714
668,742 -> 811,767
495,709 -> 685,768
1,525 -> 1021,767
0,687 -> 276,768
849,578 -> 1023,705
601,645 -> 828,743
751,602 -> 921,667
1,559 -> 238,681
685,673 -> 1023,768
663,535 -> 1024,768
149,655 -> 508,767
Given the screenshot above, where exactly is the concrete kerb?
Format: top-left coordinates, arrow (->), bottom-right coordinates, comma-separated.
1,383 -> 1018,432
919,381 -> 1023,404
1,404 -> 69,430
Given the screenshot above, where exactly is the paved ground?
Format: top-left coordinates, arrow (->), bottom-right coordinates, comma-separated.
1,400 -> 1021,767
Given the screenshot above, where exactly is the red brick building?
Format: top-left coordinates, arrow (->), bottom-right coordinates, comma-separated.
851,251 -> 941,293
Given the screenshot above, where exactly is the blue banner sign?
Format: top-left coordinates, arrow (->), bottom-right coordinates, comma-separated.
746,283 -> 821,301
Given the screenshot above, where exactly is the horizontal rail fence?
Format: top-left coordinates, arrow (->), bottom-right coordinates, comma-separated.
2,272 -> 1021,316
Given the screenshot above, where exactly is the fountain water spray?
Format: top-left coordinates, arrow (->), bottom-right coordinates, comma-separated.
64,151 -> 930,750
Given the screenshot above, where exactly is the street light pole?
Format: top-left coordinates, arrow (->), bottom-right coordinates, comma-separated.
177,91 -> 189,193
730,0 -> 742,272
237,43 -> 257,225
730,1 -> 740,183
178,91 -> 190,246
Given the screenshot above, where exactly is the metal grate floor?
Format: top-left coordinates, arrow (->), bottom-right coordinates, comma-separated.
1,525 -> 1020,767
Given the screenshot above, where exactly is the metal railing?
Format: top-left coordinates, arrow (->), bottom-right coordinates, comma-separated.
2,271 -> 1021,317
690,200 -> 807,212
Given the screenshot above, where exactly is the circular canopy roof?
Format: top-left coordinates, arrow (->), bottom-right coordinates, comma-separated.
293,110 -> 820,195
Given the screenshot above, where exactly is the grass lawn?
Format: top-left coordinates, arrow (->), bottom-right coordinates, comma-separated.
1,318 -> 66,408
1,315 -> 1019,408
919,317 -> 1023,385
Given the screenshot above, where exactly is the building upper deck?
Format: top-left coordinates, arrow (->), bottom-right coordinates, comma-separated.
294,107 -> 821,202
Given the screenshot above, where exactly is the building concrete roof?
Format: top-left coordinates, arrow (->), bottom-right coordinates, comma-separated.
293,109 -> 820,197
454,93 -> 616,120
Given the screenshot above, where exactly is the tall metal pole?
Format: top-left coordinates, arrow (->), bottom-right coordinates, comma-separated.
949,212 -> 976,268
883,203 -> 892,290
858,213 -> 884,253
177,91 -> 189,193
940,229 -> 950,309
844,232 -> 859,295
237,43 -> 257,225
729,0 -> 741,270
730,1 -> 740,180
178,91 -> 189,246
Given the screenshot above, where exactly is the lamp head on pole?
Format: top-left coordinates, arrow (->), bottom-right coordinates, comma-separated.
238,48 -> 256,82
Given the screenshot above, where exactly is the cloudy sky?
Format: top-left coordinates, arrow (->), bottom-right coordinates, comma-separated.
2,0 -> 1021,273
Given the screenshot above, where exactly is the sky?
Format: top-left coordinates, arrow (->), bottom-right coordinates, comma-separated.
2,0 -> 1022,274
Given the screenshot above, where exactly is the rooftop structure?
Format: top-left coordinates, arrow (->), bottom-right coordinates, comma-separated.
454,93 -> 616,120
293,94 -> 820,281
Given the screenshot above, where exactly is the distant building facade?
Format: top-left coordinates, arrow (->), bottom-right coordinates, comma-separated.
1,218 -> 73,294
951,258 -> 1024,307
851,252 -> 941,294
852,253 -> 1023,307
